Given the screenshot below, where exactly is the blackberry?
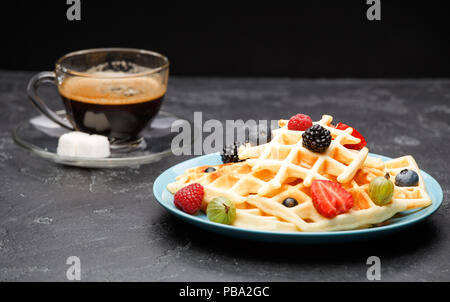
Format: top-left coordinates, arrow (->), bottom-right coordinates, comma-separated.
221,142 -> 245,163
302,124 -> 332,153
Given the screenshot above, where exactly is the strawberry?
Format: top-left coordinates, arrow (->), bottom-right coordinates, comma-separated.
311,180 -> 354,218
288,114 -> 313,131
174,183 -> 204,214
336,122 -> 367,150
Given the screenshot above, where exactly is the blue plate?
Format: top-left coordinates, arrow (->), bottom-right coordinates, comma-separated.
153,153 -> 443,244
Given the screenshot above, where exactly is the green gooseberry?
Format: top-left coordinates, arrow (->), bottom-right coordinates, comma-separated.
368,173 -> 394,206
206,197 -> 236,225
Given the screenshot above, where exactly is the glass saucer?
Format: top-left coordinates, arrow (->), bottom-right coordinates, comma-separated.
12,111 -> 188,168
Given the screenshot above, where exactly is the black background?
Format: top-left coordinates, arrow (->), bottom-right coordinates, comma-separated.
1,0 -> 449,77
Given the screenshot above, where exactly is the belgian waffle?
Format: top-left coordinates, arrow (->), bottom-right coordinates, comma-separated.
167,115 -> 432,232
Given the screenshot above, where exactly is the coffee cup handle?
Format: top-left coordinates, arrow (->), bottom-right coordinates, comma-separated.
27,71 -> 74,130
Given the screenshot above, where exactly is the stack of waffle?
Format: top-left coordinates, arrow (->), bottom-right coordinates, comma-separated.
167,115 -> 431,232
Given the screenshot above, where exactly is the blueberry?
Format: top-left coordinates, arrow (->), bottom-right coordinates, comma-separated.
395,169 -> 419,187
282,197 -> 298,208
204,167 -> 216,173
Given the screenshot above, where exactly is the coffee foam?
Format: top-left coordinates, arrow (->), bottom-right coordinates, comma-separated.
59,76 -> 166,105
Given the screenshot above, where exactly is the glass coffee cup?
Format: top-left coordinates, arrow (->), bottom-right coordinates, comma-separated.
27,48 -> 169,147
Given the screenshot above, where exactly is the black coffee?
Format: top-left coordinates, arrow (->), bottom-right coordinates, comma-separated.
59,76 -> 166,143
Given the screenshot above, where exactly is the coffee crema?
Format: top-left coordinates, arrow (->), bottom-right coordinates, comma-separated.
59,76 -> 167,142
59,76 -> 166,105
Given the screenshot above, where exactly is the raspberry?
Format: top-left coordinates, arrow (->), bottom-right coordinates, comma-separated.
336,123 -> 367,150
311,180 -> 354,218
288,114 -> 313,131
174,183 -> 204,214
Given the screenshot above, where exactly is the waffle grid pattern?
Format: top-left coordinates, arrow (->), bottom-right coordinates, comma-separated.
167,115 -> 432,232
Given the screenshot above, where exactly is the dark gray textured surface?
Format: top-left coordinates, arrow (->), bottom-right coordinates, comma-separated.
0,70 -> 448,281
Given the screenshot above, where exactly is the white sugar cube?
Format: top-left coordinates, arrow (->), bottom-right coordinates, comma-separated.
88,135 -> 111,158
57,132 -> 89,157
57,132 -> 111,158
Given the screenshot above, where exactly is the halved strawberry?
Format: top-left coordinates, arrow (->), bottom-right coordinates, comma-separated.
336,122 -> 367,150
311,180 -> 354,218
